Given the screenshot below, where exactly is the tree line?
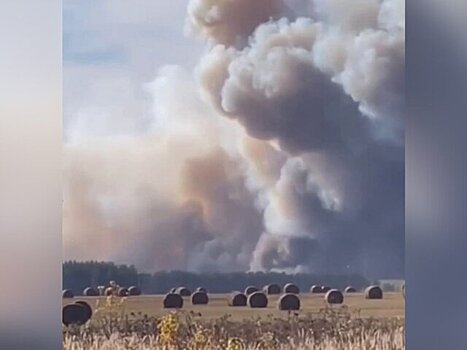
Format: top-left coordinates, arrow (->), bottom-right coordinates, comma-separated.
63,260 -> 371,295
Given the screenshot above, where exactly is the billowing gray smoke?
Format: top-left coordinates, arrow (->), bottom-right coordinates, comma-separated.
64,0 -> 404,278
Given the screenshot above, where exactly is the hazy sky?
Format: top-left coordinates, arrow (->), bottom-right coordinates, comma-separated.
63,0 -> 203,141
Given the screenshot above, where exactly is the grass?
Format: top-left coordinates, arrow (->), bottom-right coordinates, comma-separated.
63,292 -> 404,320
63,292 -> 405,349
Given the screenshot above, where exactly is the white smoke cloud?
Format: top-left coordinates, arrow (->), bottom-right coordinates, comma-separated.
64,0 -> 405,278
185,0 -> 288,47
64,66 -> 263,272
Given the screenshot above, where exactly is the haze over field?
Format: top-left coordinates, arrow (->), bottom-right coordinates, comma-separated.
63,0 -> 405,279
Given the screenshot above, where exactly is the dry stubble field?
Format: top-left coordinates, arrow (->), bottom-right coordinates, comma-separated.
63,292 -> 405,349
63,292 -> 404,320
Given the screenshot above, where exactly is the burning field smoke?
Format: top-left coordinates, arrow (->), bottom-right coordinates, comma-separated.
64,0 -> 405,278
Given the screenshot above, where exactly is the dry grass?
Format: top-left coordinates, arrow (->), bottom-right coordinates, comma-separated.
63,294 -> 404,350
64,292 -> 404,320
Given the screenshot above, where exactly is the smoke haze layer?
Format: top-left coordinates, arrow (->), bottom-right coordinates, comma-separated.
64,0 -> 405,278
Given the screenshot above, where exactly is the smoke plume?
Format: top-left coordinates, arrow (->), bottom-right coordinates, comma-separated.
64,0 -> 405,278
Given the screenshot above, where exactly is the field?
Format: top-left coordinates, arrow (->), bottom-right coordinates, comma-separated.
63,292 -> 405,350
63,292 -> 404,320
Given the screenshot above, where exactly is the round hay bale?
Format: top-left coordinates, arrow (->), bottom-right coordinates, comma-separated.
191,291 -> 209,305
62,289 -> 74,298
321,286 -> 331,293
310,285 -> 322,293
62,303 -> 89,326
196,287 -> 207,293
74,301 -> 93,321
365,285 -> 383,299
83,287 -> 98,296
247,291 -> 268,308
118,287 -> 129,297
344,286 -> 356,293
176,287 -> 192,297
163,293 -> 183,309
128,286 -> 142,296
228,292 -> 247,307
278,293 -> 301,310
105,287 -> 113,296
263,284 -> 281,295
244,285 -> 259,295
325,289 -> 344,304
283,283 -> 300,294
169,287 -> 177,294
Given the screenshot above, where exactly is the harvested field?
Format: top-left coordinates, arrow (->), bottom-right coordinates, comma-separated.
63,293 -> 404,350
64,292 -> 404,320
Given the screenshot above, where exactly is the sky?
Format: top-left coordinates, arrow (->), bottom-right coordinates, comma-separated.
63,0 -> 405,279
63,0 -> 203,141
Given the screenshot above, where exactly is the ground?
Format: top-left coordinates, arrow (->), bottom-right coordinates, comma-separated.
63,292 -> 404,320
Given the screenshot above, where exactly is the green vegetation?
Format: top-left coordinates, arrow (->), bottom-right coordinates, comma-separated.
63,261 -> 139,293
63,261 -> 370,295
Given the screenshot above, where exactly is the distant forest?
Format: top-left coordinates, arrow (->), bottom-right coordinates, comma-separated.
63,261 -> 372,296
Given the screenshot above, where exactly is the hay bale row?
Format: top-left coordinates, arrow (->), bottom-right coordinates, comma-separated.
227,291 -> 269,308
62,300 -> 92,326
166,286 -> 208,295
261,283 -> 300,295
230,291 -> 302,310
162,291 -> 209,308
81,284 -> 141,297
114,286 -> 142,296
160,284 -> 386,310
